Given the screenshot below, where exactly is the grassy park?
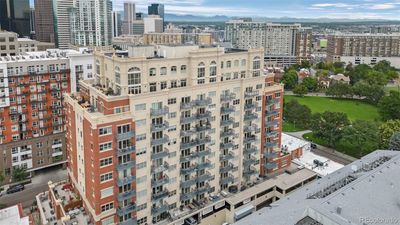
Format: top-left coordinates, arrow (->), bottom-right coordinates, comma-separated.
284,96 -> 380,122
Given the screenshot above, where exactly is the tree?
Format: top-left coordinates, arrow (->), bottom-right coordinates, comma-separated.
281,69 -> 298,90
302,77 -> 318,92
284,100 -> 312,128
347,64 -> 371,85
310,111 -> 350,147
12,167 -> 29,182
337,121 -> 380,158
300,60 -> 311,69
326,83 -> 353,98
365,70 -> 388,86
389,132 -> 400,151
378,91 -> 400,121
293,84 -> 308,97
379,120 -> 400,148
353,81 -> 385,104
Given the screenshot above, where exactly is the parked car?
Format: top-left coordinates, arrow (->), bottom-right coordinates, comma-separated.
184,217 -> 198,225
6,184 -> 24,194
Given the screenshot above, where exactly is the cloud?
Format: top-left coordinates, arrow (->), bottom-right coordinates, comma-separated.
311,3 -> 355,8
367,3 -> 398,10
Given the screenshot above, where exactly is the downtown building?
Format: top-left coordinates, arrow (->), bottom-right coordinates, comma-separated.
63,45 -> 290,225
69,0 -> 113,47
225,19 -> 312,68
327,33 -> 400,68
0,51 -> 71,184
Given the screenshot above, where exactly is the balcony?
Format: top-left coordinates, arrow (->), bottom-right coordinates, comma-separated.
117,203 -> 136,216
195,124 -> 212,132
180,185 -> 210,201
151,122 -> 169,132
180,101 -> 195,110
220,93 -> 236,102
116,131 -> 134,141
152,189 -> 169,201
244,101 -> 259,110
152,204 -> 169,217
117,190 -> 136,202
266,110 -> 279,117
196,172 -> 214,183
151,162 -> 169,174
119,218 -> 137,225
180,115 -> 197,124
180,178 -> 197,188
180,129 -> 196,136
151,135 -> 169,146
220,118 -> 235,126
220,129 -> 235,138
265,131 -> 278,138
264,120 -> 279,127
264,141 -> 277,148
244,124 -> 258,133
117,161 -> 135,171
243,168 -> 258,177
196,160 -> 212,170
266,98 -> 280,106
244,90 -> 259,98
244,146 -> 258,154
220,142 -> 234,149
221,106 -> 235,114
243,156 -> 257,166
265,162 -> 278,170
181,164 -> 197,175
244,113 -> 258,121
219,163 -> 238,173
243,136 -> 257,144
264,151 -> 277,159
196,111 -> 212,120
195,98 -> 212,106
116,146 -> 135,156
180,136 -> 211,149
220,152 -> 235,161
117,175 -> 136,186
220,175 -> 234,185
151,106 -> 169,117
152,175 -> 169,187
151,148 -> 169,160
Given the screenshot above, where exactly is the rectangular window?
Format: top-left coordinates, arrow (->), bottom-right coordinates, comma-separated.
99,142 -> 112,151
100,157 -> 113,167
100,172 -> 113,182
101,202 -> 114,212
99,127 -> 112,136
135,103 -> 146,111
100,187 -> 114,198
168,98 -> 176,105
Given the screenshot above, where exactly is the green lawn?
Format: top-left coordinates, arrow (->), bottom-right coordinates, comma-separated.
303,132 -> 329,147
284,96 -> 380,122
282,121 -> 305,132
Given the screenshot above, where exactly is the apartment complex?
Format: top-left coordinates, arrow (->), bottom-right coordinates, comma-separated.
327,33 -> 400,68
225,19 -> 312,67
144,33 -> 213,46
69,0 -> 113,47
64,45 -> 287,225
0,52 -> 71,183
0,31 -> 18,56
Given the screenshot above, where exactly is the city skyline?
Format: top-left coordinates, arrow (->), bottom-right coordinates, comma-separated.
29,0 -> 400,19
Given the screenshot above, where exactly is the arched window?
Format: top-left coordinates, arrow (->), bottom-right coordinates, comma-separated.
171,66 -> 177,73
197,62 -> 205,78
181,65 -> 187,72
210,61 -> 217,77
128,67 -> 141,94
253,56 -> 261,70
226,60 -> 232,68
115,66 -> 120,84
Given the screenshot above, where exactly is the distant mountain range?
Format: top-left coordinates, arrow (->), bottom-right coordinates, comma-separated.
164,13 -> 400,23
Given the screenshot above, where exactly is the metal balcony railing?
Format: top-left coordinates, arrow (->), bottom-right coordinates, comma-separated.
117,203 -> 136,216
244,113 -> 258,121
116,146 -> 135,156
220,118 -> 235,126
151,122 -> 169,132
116,131 -> 134,141
244,90 -> 259,98
151,148 -> 169,160
117,175 -> 136,186
116,161 -> 135,171
151,135 -> 169,146
150,106 -> 169,117
220,93 -> 236,102
221,106 -> 235,114
117,190 -> 136,202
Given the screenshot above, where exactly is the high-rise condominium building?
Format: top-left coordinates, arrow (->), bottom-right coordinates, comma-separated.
65,45 -> 285,225
122,1 -> 136,35
225,19 -> 312,67
53,0 -> 73,49
0,52 -> 71,183
112,11 -> 122,38
69,0 -> 113,47
0,0 -> 30,36
148,3 -> 165,22
34,0 -> 55,43
327,33 -> 400,68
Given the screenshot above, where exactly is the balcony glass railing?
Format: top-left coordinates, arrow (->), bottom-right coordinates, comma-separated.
152,204 -> 169,216
220,118 -> 235,126
195,98 -> 212,106
220,142 -> 234,149
116,131 -> 134,140
244,90 -> 259,98
244,113 -> 258,121
151,135 -> 169,146
116,146 -> 135,156
220,176 -> 234,185
117,203 -> 136,216
151,175 -> 169,187
221,106 -> 235,114
151,148 -> 169,160
116,161 -> 135,171
264,151 -> 278,159
151,122 -> 169,132
151,106 -> 169,117
117,174 -> 136,186
220,93 -> 236,102
265,162 -> 278,170
152,189 -> 169,201
117,190 -> 136,202
151,162 -> 169,174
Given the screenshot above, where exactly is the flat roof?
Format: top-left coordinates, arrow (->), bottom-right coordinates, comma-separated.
0,204 -> 30,225
234,150 -> 400,225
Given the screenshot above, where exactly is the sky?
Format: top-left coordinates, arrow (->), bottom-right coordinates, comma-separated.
31,0 -> 400,19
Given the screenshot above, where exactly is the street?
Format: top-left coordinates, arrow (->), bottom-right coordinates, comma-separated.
0,166 -> 67,209
286,130 -> 357,165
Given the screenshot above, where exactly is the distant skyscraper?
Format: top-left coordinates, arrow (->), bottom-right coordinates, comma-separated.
148,3 -> 164,22
112,11 -> 122,38
136,12 -> 143,20
0,0 -> 30,36
144,15 -> 163,33
29,8 -> 36,38
53,0 -> 73,49
70,0 -> 112,46
34,0 -> 55,43
122,1 -> 136,35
